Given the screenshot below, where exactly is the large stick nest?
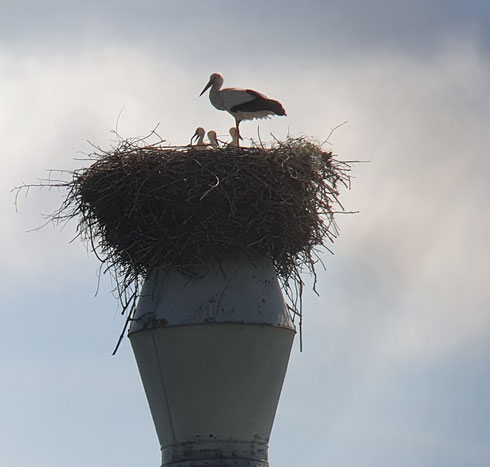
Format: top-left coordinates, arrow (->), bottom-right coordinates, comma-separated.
71,137 -> 350,285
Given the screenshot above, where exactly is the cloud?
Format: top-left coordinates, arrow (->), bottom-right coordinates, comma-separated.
2,0 -> 490,66
2,21 -> 490,466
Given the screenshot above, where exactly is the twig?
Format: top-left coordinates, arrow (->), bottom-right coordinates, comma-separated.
320,120 -> 348,147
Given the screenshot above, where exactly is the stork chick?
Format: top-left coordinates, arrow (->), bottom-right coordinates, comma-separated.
229,127 -> 242,147
207,130 -> 219,149
190,127 -> 206,146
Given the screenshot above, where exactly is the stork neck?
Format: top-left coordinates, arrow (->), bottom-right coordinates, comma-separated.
209,84 -> 226,110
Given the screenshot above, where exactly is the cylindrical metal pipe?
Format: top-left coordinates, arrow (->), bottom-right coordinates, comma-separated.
129,257 -> 295,467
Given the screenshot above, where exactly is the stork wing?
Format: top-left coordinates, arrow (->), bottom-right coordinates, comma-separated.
245,89 -> 269,100
230,89 -> 286,116
219,88 -> 256,110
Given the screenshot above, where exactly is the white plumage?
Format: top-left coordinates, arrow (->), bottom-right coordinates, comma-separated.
207,130 -> 219,149
199,73 -> 286,140
229,127 -> 241,147
190,127 -> 206,146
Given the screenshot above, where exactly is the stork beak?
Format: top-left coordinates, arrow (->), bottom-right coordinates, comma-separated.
190,130 -> 198,144
199,78 -> 213,96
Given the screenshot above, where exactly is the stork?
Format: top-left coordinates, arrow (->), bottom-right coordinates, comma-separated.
199,73 -> 286,139
190,127 -> 206,147
229,127 -> 242,147
207,130 -> 219,149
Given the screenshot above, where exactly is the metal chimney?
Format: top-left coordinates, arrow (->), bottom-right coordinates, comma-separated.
129,256 -> 295,467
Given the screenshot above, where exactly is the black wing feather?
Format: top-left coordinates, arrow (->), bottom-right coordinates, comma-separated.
230,89 -> 286,115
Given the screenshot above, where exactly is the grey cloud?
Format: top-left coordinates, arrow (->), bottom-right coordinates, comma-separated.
1,0 -> 490,64
3,10 -> 490,467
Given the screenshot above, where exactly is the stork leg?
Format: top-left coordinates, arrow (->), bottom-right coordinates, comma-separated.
235,117 -> 241,147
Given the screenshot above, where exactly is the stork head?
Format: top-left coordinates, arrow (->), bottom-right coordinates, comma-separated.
229,127 -> 243,144
199,73 -> 224,96
191,127 -> 205,144
207,130 -> 219,148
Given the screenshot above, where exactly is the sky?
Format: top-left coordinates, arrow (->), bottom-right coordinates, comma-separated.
1,1 -> 490,466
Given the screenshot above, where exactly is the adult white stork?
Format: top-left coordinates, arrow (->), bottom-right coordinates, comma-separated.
229,127 -> 242,147
190,127 -> 206,146
199,73 -> 286,138
207,130 -> 219,149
